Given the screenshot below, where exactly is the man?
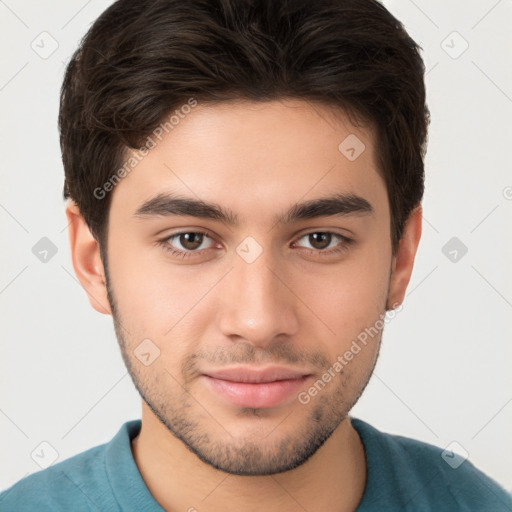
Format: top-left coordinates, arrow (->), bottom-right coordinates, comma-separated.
1,0 -> 510,510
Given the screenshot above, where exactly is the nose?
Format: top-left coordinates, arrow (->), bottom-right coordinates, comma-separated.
217,245 -> 299,349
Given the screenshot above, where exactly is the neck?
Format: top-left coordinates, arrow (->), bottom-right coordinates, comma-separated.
131,402 -> 366,512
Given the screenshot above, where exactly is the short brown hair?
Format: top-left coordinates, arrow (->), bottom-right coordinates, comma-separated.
60,0 -> 429,254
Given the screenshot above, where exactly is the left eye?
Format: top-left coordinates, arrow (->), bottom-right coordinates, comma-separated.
294,232 -> 346,250
165,232 -> 214,252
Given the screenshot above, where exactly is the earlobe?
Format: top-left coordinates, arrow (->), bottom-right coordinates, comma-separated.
65,201 -> 112,315
387,205 -> 423,310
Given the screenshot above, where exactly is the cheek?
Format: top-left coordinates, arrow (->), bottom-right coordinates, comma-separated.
292,245 -> 391,365
107,239 -> 218,348
106,235 -> 169,333
304,260 -> 390,332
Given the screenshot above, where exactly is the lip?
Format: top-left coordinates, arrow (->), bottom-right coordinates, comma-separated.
201,366 -> 312,408
204,366 -> 310,383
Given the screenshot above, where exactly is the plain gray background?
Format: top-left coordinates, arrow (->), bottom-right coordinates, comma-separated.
1,0 -> 511,493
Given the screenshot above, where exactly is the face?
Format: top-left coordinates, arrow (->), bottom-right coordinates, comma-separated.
79,99 -> 414,475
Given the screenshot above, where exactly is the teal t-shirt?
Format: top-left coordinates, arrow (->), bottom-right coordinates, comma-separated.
1,418 -> 510,511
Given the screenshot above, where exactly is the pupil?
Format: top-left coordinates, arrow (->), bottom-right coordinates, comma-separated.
181,233 -> 202,250
310,232 -> 331,250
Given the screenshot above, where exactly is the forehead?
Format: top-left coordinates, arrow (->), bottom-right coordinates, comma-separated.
109,99 -> 387,223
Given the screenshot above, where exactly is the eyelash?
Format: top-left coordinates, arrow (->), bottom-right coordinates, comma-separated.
157,230 -> 217,260
157,230 -> 353,260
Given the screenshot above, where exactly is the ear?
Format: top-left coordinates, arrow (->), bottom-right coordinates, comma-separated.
65,201 -> 112,315
387,205 -> 422,310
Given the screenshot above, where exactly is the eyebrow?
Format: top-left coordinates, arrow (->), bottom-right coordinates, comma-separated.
133,192 -> 373,225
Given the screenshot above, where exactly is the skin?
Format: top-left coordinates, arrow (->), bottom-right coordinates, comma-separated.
66,99 -> 422,512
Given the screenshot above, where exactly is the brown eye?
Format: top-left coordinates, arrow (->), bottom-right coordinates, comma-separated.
179,232 -> 204,250
308,232 -> 332,250
293,232 -> 351,256
162,231 -> 215,255
158,229 -> 220,260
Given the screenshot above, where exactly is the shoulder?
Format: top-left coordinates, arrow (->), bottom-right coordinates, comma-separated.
352,418 -> 512,512
0,436 -> 120,512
